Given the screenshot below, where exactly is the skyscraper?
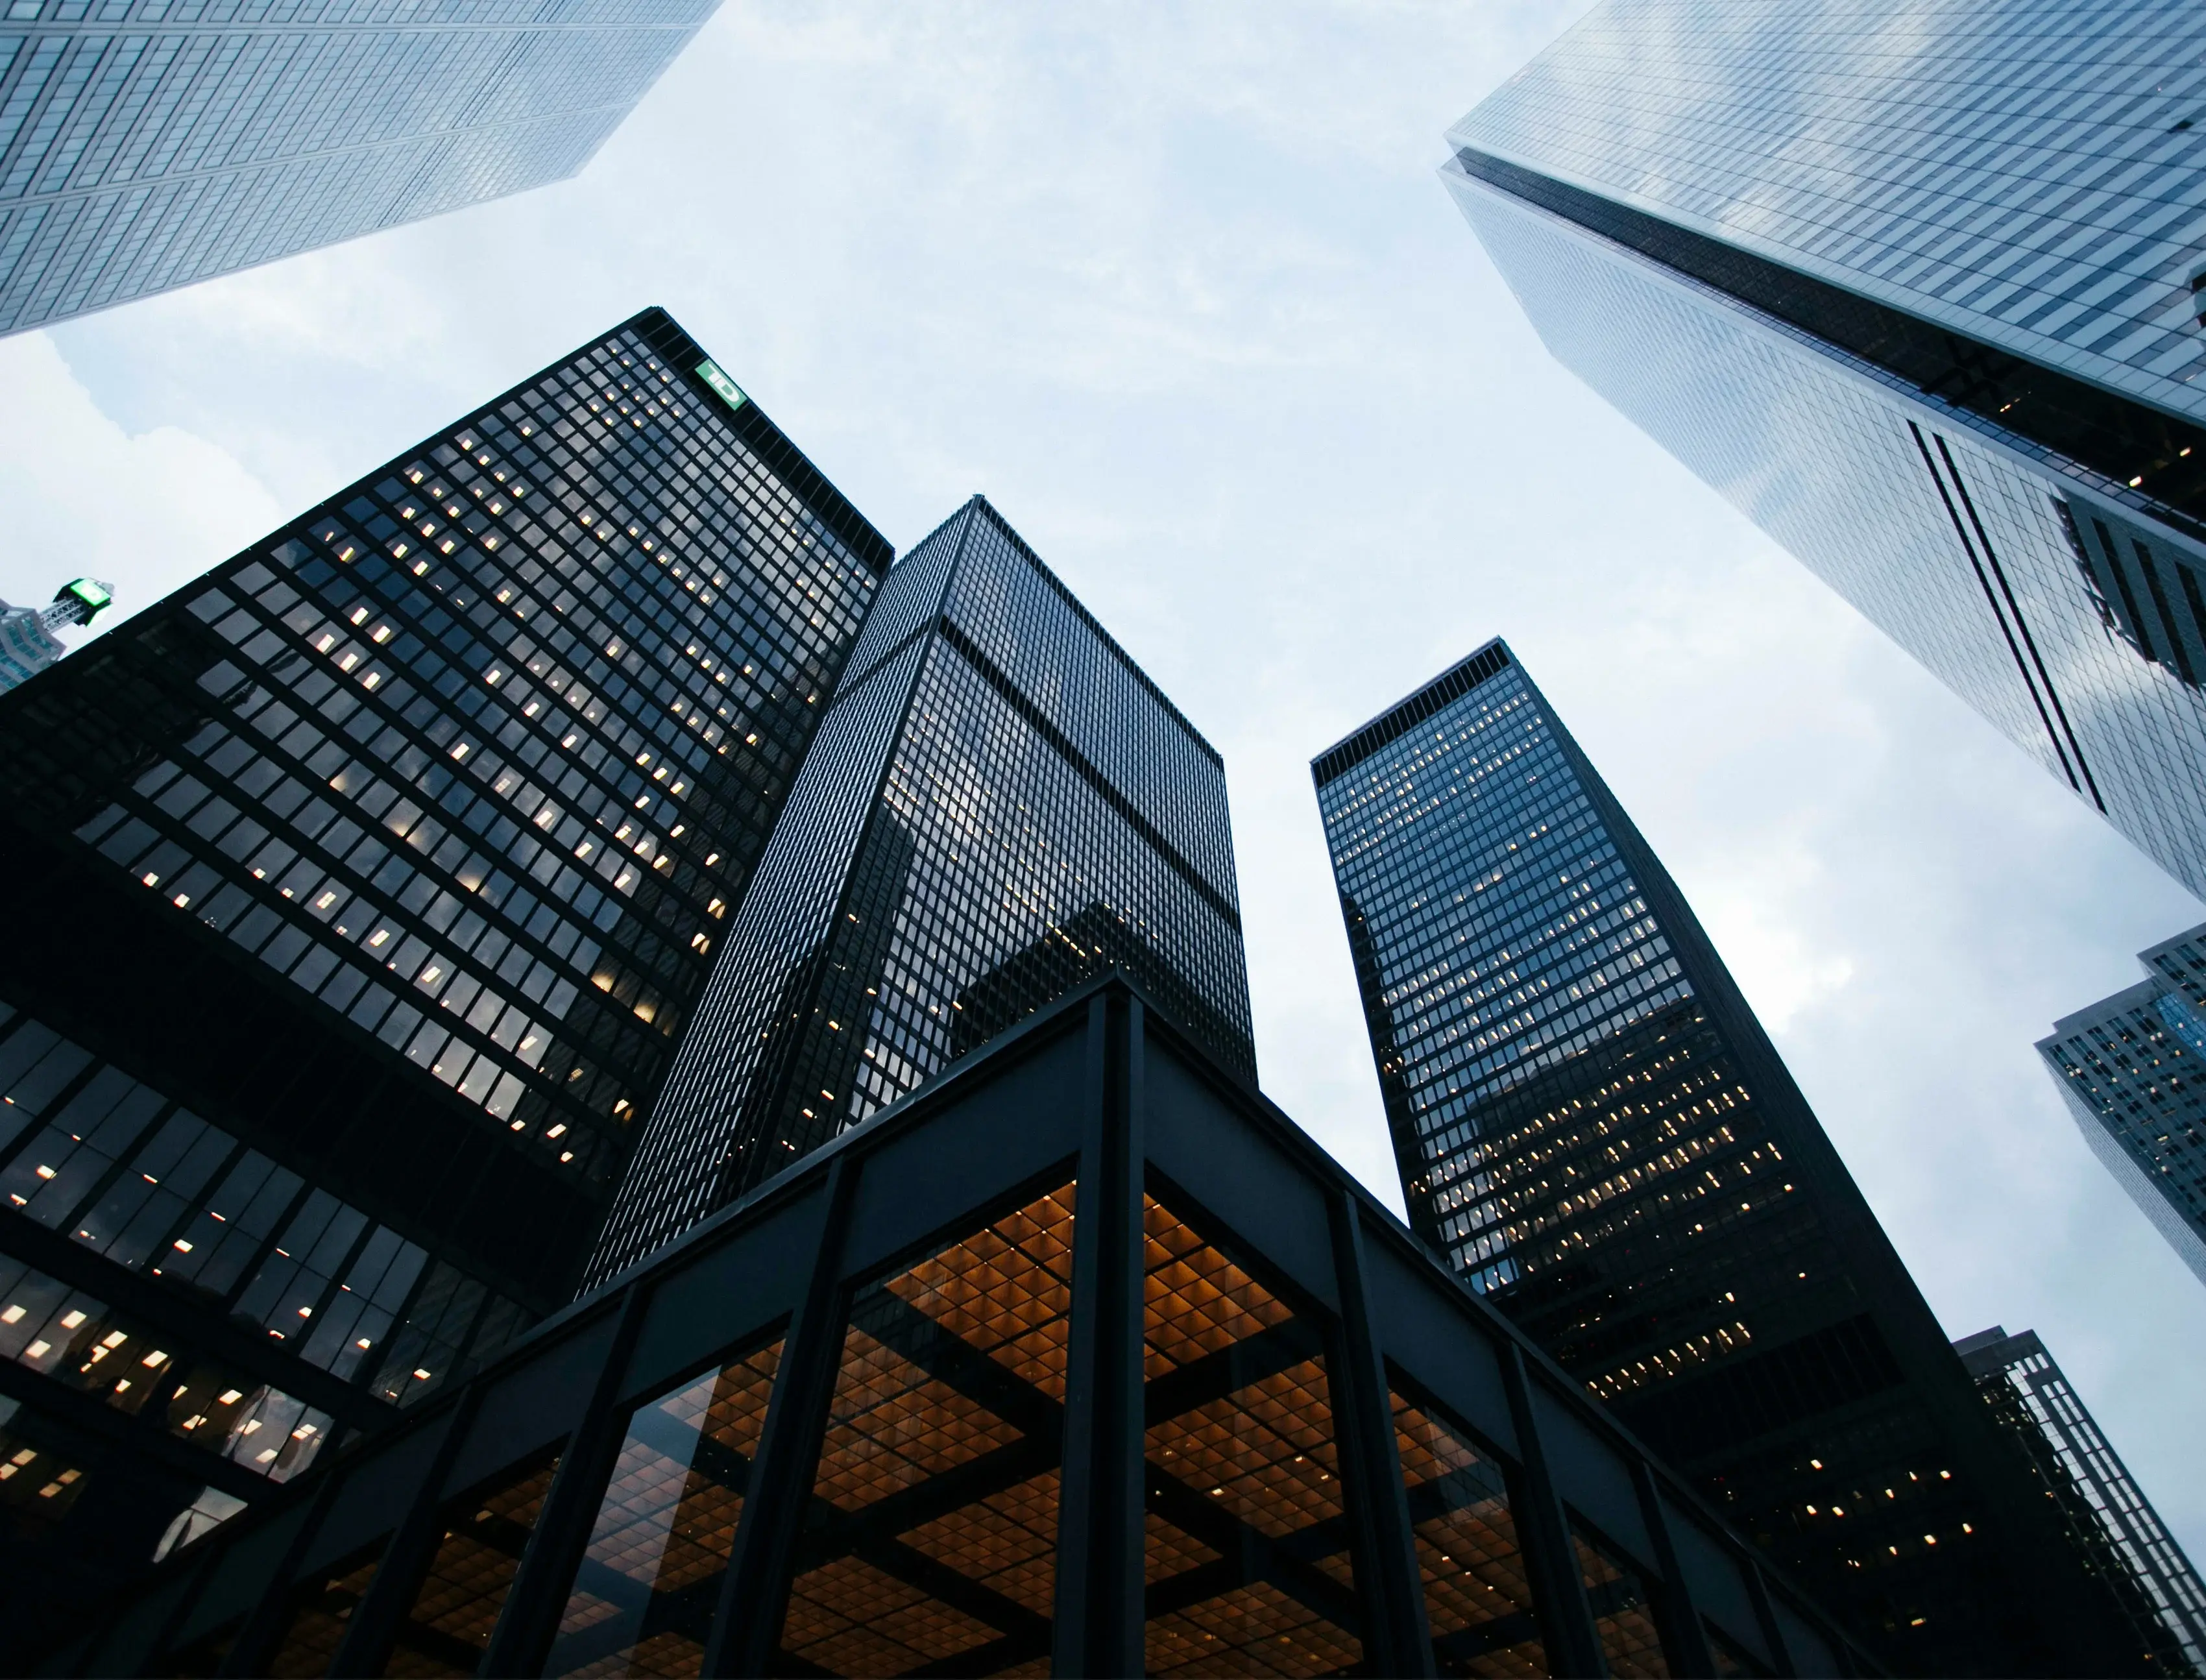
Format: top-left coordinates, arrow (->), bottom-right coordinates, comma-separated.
1314,638 -> 2145,1674
2039,921 -> 2206,1288
588,494 -> 1254,1284
0,576 -> 110,693
0,306 -> 886,1640
0,0 -> 716,335
1954,1325 -> 2206,1675
1444,0 -> 2206,898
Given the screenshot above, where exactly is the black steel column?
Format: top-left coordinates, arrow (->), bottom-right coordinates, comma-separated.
328,1380 -> 489,1677
701,1153 -> 859,1679
138,1537 -> 230,1676
215,1467 -> 348,1676
476,1284 -> 651,1678
1326,1189 -> 1435,1677
1629,1460 -> 1717,1678
1743,1559 -> 1800,1679
1499,1341 -> 1607,1678
1050,990 -> 1146,1677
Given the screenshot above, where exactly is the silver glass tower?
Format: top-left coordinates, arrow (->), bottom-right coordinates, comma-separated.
2039,921 -> 2206,1288
1955,1326 -> 2206,1675
0,0 -> 716,335
1445,0 -> 2206,897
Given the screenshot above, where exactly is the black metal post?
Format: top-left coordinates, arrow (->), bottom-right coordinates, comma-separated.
1050,990 -> 1146,1677
328,1378 -> 488,1677
1499,1340 -> 1607,1679
1326,1189 -> 1435,1677
701,1152 -> 859,1678
1742,1559 -> 1799,1679
476,1283 -> 651,1678
215,1468 -> 348,1676
1629,1460 -> 1717,1678
137,1535 -> 230,1676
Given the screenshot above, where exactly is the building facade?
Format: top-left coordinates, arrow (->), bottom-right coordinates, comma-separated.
587,496 -> 1255,1287
0,576 -> 110,692
0,306 -> 888,1644
32,977 -> 1872,1680
1314,639 -> 2150,1674
1444,0 -> 2206,898
2039,921 -> 2206,1288
1955,1326 -> 2206,1675
0,0 -> 716,336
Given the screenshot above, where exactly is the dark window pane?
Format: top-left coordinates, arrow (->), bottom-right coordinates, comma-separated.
548,1338 -> 784,1676
1392,1386 -> 1545,1675
1575,1524 -> 1670,1677
775,1182 -> 1076,1678
1141,1193 -> 1361,1675
386,1453 -> 561,1676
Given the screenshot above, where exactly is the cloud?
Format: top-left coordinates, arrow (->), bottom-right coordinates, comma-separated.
0,333 -> 282,637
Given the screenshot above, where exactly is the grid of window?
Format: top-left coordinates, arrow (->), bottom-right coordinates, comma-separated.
1959,1328 -> 2206,1675
2039,924 -> 2206,1288
1317,652 -> 1691,1290
1315,640 -> 2110,1672
0,310 -> 882,1605
589,498 -> 1253,1284
0,998 -> 519,1420
4,313 -> 882,1198
1450,168 -> 2206,901
1451,0 -> 2206,426
0,0 -> 715,334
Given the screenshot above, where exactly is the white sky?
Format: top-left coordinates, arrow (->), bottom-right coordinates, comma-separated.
5,0 -> 2202,1563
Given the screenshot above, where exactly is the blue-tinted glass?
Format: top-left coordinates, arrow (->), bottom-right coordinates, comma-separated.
0,0 -> 720,334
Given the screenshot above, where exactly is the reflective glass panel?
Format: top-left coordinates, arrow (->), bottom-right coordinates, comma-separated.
1576,1525 -> 1670,1677
1140,1194 -> 1361,1675
548,1337 -> 786,1677
267,1546 -> 383,1677
385,1453 -> 560,1676
1392,1387 -> 1545,1675
775,1182 -> 1076,1677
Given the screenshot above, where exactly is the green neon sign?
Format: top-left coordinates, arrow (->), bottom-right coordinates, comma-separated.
696,359 -> 749,412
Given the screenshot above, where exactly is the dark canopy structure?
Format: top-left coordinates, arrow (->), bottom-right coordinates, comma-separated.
40,976 -> 1867,1677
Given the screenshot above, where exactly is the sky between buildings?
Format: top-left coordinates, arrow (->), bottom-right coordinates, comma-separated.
3,0 -> 2201,1563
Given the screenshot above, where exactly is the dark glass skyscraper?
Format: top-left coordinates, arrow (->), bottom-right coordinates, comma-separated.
1444,0 -> 2206,899
1315,639 -> 2146,1674
2039,921 -> 2206,1289
1954,1325 -> 2206,1675
0,306 -> 886,1640
0,0 -> 717,335
589,494 -> 1254,1284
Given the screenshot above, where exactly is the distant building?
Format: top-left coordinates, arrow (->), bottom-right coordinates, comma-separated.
1444,0 -> 2206,898
2039,923 -> 2206,1288
0,0 -> 718,335
1956,1326 -> 2206,1675
0,577 -> 110,693
587,494 -> 1255,1285
1314,637 -> 2146,1674
0,306 -> 886,1643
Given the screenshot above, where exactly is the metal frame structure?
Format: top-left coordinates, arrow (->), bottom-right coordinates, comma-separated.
38,975 -> 1873,1677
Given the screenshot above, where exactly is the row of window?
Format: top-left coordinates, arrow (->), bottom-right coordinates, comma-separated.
0,1001 -> 524,1407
